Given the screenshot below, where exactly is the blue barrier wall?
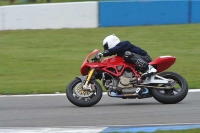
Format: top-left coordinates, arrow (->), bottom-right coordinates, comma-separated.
191,1 -> 200,23
99,1 -> 189,27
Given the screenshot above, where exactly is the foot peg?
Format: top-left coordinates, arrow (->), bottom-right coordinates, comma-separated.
141,65 -> 157,80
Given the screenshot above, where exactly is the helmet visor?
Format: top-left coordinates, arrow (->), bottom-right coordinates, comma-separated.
103,42 -> 109,50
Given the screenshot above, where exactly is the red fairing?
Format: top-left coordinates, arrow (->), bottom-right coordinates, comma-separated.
149,56 -> 176,73
80,49 -> 176,76
80,49 -> 139,77
80,49 -> 101,75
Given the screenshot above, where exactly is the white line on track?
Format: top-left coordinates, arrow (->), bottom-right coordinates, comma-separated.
0,89 -> 200,98
0,127 -> 107,133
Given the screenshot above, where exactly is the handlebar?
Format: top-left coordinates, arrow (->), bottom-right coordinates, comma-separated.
91,56 -> 100,62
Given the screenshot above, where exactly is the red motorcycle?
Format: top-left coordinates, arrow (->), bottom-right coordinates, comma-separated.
66,49 -> 188,107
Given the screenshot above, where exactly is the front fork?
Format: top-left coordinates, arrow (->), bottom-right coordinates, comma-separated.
83,69 -> 95,91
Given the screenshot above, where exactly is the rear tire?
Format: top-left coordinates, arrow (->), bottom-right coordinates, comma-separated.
151,72 -> 188,104
66,78 -> 102,107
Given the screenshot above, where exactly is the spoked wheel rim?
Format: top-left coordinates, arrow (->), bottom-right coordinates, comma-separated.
71,82 -> 98,102
157,75 -> 182,96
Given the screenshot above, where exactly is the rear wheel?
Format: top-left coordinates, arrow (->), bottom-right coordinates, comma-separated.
66,78 -> 102,107
151,72 -> 188,104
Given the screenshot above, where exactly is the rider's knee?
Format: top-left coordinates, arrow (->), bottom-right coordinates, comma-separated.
123,51 -> 133,61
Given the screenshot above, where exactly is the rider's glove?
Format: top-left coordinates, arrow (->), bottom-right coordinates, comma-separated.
96,52 -> 104,59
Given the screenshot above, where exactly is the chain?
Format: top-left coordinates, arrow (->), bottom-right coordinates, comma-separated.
134,83 -> 176,89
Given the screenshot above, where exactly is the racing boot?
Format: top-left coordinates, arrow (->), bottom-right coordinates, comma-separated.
141,65 -> 157,80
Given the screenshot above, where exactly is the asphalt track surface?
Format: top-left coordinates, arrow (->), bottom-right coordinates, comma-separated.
0,91 -> 200,127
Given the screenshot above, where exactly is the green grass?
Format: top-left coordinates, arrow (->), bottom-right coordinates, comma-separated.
0,24 -> 200,94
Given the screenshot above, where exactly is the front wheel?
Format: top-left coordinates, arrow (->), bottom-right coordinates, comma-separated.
66,78 -> 102,107
151,71 -> 188,104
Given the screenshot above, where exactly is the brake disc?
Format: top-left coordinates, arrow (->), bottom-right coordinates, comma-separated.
74,83 -> 94,98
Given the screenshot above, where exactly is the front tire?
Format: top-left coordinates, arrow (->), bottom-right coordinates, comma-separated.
66,78 -> 102,107
151,72 -> 188,104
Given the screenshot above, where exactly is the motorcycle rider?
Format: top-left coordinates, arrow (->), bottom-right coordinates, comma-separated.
96,34 -> 157,79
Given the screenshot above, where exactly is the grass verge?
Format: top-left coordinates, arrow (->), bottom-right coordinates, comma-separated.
0,24 -> 200,94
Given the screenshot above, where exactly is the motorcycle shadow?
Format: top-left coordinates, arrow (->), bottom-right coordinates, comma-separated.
96,102 -> 161,107
95,101 -> 186,107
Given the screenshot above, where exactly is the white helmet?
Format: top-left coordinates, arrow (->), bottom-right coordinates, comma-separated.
103,34 -> 120,50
